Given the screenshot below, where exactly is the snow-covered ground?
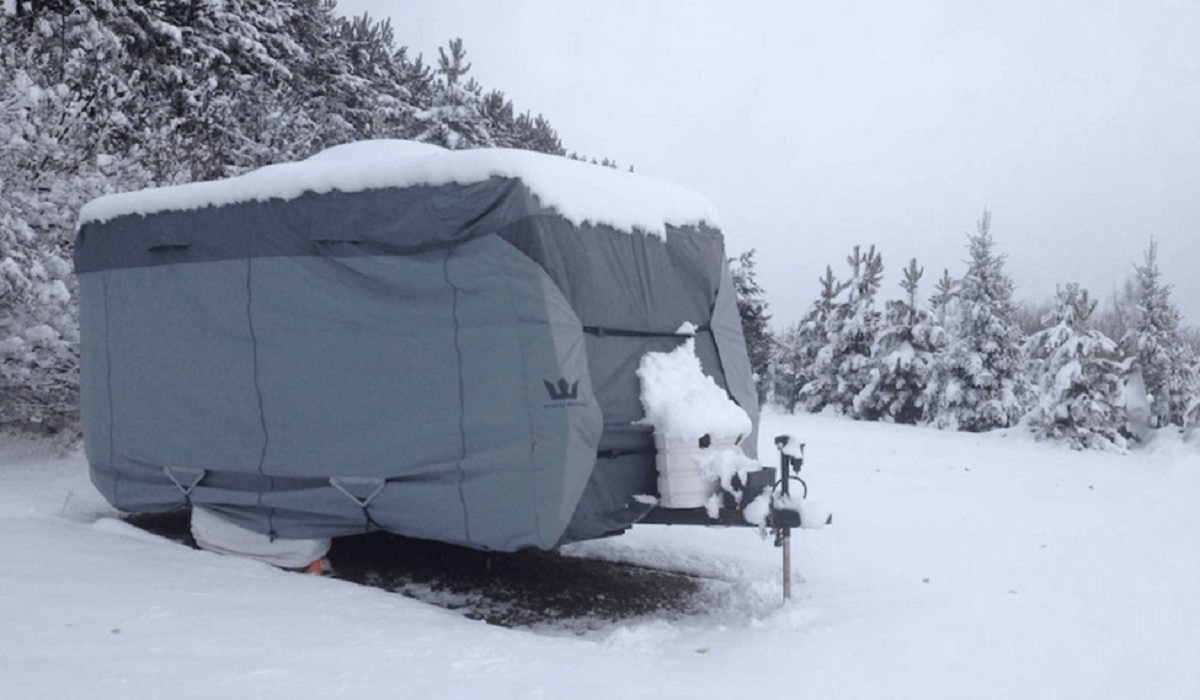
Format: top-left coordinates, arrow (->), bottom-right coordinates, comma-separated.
3,413 -> 1197,699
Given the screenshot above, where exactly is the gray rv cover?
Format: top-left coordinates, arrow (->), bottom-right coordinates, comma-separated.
75,141 -> 758,551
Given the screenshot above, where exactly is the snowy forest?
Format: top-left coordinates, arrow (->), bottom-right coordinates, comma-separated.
733,216 -> 1200,450
3,0 -> 1199,450
1,0 -> 575,433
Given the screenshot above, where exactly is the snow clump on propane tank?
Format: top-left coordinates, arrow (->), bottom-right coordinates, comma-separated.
636,338 -> 751,443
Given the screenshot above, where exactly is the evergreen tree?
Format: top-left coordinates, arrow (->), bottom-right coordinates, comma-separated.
479,94 -> 564,155
514,112 -> 565,155
729,249 -> 772,406
798,244 -> 883,416
1024,284 -> 1127,450
1187,362 -> 1200,433
1122,239 -> 1197,428
769,323 -> 801,412
929,267 -> 957,327
414,37 -> 492,149
481,89 -> 517,147
775,266 -> 844,412
930,210 -> 1030,431
1093,277 -> 1139,347
858,258 -> 944,423
110,0 -> 311,182
281,6 -> 414,156
0,1 -> 145,430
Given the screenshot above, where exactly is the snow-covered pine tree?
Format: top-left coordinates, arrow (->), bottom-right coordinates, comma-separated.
1092,277 -> 1138,348
321,11 -> 428,147
1188,338 -> 1200,433
214,0 -> 319,171
414,38 -> 493,149
90,0 -> 324,183
1187,357 -> 1200,433
1121,239 -> 1197,428
0,183 -> 79,431
479,93 -> 564,155
729,249 -> 772,406
1024,284 -> 1127,450
858,258 -> 944,423
929,268 -> 958,326
798,244 -> 883,416
930,210 -> 1030,431
0,2 -> 149,432
262,3 -> 373,159
769,323 -> 800,412
513,112 -> 565,155
774,266 -> 844,412
481,90 -> 518,148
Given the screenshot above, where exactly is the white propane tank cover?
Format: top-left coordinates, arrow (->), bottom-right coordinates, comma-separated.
653,433 -> 750,509
655,433 -> 715,509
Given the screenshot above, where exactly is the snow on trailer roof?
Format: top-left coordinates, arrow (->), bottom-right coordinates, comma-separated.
78,140 -> 721,237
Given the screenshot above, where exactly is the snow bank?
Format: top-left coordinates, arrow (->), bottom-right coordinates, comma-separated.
78,140 -> 720,237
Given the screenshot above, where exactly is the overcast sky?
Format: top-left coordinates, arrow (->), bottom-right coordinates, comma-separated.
339,0 -> 1199,330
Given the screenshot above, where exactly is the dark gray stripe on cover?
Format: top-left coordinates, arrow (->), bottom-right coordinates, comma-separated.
75,178 -> 543,273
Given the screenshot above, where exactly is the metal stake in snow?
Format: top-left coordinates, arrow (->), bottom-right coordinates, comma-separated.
773,435 -> 805,602
781,522 -> 792,602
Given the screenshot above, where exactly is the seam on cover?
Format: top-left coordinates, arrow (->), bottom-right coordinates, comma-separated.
246,255 -> 275,537
495,237 -> 543,544
102,275 -> 120,504
444,247 -> 473,545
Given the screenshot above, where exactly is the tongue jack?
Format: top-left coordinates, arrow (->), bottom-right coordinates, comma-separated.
772,435 -> 806,601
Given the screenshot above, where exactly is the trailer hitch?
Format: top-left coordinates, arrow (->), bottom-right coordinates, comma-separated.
768,434 -> 831,601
